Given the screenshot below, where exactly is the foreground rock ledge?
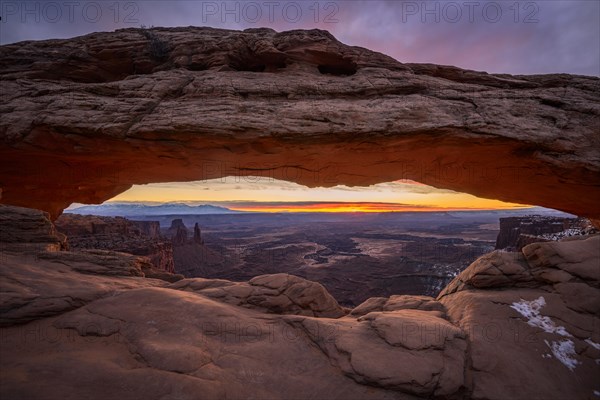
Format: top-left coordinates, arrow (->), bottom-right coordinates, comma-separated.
1,27 -> 599,219
1,204 -> 599,399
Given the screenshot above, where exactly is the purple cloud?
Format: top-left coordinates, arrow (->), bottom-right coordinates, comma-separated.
0,1 -> 598,76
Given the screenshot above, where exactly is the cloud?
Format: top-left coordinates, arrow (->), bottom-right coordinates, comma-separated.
1,1 -> 598,75
130,177 -> 456,196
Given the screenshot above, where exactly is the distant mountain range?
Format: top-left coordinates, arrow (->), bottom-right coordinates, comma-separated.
65,202 -> 243,217
65,202 -> 575,219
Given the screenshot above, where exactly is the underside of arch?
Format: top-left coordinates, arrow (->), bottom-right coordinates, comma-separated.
0,27 -> 598,219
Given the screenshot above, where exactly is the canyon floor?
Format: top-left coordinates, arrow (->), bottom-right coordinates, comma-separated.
1,204 -> 599,400
114,209 -> 580,306
149,211 -> 521,306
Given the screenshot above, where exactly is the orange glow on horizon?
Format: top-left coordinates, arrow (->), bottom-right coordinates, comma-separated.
107,177 -> 531,212
227,202 -> 531,213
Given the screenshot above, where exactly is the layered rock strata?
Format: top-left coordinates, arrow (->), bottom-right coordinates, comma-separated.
0,27 -> 599,219
55,213 -> 176,274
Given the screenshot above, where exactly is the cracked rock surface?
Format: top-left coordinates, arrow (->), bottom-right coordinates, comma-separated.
171,273 -> 346,318
1,204 -> 599,399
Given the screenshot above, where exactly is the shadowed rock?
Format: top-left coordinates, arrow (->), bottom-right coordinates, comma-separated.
0,204 -> 68,252
495,216 -> 594,251
168,218 -> 189,246
350,294 -> 446,317
170,273 -> 346,318
0,204 -> 599,399
193,222 -> 203,244
55,213 -> 176,273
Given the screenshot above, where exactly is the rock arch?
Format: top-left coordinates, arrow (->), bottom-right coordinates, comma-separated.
0,27 -> 599,219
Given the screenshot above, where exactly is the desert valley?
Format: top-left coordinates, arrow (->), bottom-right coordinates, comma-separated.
56,205 -> 586,307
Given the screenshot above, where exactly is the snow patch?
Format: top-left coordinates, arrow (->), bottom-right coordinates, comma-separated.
539,228 -> 585,240
544,339 -> 580,371
510,297 -> 571,337
511,296 -> 580,371
585,338 -> 600,350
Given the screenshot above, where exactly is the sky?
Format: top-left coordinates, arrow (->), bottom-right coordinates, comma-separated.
3,1 -> 598,212
2,1 -> 598,75
108,178 -> 530,212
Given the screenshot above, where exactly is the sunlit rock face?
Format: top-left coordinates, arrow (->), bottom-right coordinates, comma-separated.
1,27 -> 599,219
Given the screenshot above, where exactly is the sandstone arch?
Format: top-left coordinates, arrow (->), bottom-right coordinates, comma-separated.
1,27 -> 599,219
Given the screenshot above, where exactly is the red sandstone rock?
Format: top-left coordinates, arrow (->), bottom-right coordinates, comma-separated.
55,213 -> 176,274
0,27 -> 599,219
167,218 -> 189,247
193,223 -> 203,245
1,204 -> 599,399
0,204 -> 68,253
170,273 -> 346,318
495,215 -> 593,251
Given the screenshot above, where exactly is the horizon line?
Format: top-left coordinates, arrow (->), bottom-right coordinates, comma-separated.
68,200 -> 537,214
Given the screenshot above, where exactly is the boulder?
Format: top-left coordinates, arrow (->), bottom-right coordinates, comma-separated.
438,250 -> 536,298
522,235 -> 600,282
350,295 -> 445,317
171,273 -> 346,318
287,310 -> 467,397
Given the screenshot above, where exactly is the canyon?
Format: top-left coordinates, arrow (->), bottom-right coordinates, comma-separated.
1,204 -> 599,399
57,210 -> 589,307
56,211 -> 500,306
1,27 -> 600,400
495,215 -> 594,251
55,213 -> 177,275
